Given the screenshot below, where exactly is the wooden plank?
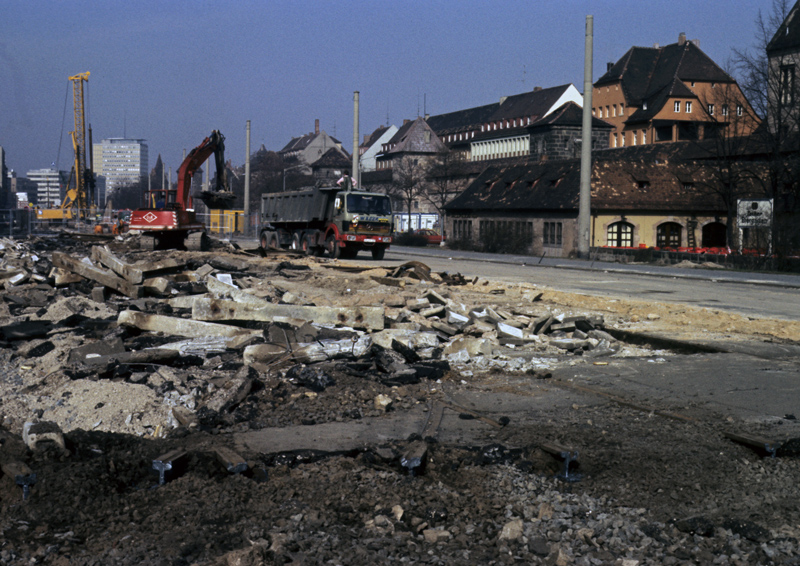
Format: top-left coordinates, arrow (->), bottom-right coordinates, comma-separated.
52,252 -> 143,298
192,297 -> 385,330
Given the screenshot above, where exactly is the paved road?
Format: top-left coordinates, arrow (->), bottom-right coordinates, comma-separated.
378,246 -> 800,322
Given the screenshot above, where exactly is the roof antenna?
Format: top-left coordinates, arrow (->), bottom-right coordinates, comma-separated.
123,111 -> 127,138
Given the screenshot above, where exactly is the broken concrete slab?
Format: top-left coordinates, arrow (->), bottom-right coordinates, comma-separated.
118,310 -> 261,339
192,298 -> 385,331
52,252 -> 144,299
206,275 -> 271,307
91,246 -> 185,284
68,338 -> 126,364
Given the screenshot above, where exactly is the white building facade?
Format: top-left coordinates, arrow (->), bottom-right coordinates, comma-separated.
27,168 -> 63,207
92,138 -> 148,193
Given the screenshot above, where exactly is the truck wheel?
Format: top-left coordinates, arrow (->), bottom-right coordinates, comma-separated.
291,233 -> 302,250
326,235 -> 341,259
259,231 -> 270,251
371,246 -> 386,260
269,234 -> 280,249
302,235 -> 314,256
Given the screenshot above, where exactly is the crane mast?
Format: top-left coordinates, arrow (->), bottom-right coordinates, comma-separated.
69,72 -> 91,216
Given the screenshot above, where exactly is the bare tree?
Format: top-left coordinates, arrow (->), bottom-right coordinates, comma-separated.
388,156 -> 428,232
734,0 -> 800,259
687,81 -> 765,247
423,150 -> 468,240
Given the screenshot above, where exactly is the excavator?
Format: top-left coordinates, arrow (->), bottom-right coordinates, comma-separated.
128,130 -> 235,250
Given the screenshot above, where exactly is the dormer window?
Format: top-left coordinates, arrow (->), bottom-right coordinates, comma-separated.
643,101 -> 648,110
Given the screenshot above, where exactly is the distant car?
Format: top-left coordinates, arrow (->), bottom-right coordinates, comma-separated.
415,229 -> 443,245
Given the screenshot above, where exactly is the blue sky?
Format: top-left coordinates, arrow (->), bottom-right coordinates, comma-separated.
0,0 -> 779,178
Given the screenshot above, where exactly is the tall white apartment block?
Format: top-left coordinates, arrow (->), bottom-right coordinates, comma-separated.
27,168 -> 63,207
92,138 -> 148,194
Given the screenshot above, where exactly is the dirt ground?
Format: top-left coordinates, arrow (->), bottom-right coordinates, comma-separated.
1,236 -> 799,565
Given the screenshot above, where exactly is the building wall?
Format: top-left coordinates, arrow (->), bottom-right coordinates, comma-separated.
446,211 -> 578,258
594,80 -> 757,147
591,212 -> 724,248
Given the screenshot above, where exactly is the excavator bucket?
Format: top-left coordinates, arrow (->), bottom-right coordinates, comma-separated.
198,190 -> 237,210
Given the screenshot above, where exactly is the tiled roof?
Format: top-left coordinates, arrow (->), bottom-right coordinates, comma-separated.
596,40 -> 733,109
312,148 -> 350,168
444,144 -> 767,214
488,85 -> 573,123
426,103 -> 499,135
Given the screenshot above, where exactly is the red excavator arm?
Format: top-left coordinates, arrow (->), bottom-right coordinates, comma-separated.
175,130 -> 228,210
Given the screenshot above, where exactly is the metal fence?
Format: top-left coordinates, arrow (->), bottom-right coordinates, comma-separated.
0,208 -> 261,240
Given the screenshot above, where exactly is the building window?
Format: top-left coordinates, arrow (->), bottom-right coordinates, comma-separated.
685,101 -> 692,113
656,222 -> 682,248
605,106 -> 610,118
632,131 -> 637,145
642,130 -> 647,144
612,105 -> 616,117
543,222 -> 562,246
620,103 -> 624,116
674,101 -> 681,112
708,104 -> 715,115
781,65 -> 795,105
620,132 -> 625,146
607,221 -> 634,247
737,105 -> 743,116
722,104 -> 729,116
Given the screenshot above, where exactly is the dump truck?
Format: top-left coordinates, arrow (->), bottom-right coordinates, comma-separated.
259,181 -> 392,260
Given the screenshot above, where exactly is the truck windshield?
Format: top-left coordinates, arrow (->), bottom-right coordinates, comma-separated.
346,194 -> 392,215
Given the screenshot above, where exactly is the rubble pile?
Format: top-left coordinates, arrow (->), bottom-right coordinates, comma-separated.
0,236 -> 799,565
0,239 -> 634,438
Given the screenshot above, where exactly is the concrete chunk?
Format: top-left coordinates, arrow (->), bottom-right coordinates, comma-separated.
192,298 -> 385,331
118,310 -> 261,339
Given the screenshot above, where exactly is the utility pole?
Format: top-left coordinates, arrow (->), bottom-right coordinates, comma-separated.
353,91 -> 360,188
244,120 -> 251,236
577,15 -> 593,259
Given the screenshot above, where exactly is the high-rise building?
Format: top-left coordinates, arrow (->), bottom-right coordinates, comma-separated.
92,138 -> 149,194
27,168 -> 64,207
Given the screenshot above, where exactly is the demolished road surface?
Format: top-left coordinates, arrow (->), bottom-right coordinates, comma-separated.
0,233 -> 799,565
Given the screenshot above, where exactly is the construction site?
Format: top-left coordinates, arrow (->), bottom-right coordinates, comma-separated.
0,229 -> 798,566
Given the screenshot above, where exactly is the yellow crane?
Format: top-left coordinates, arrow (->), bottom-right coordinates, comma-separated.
68,71 -> 94,219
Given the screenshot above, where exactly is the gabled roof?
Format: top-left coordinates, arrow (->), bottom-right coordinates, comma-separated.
312,147 -> 350,168
768,0 -> 800,53
531,101 -> 614,130
596,39 -> 734,108
279,131 -> 342,154
383,117 -> 447,155
361,126 -> 391,150
487,84 -> 575,123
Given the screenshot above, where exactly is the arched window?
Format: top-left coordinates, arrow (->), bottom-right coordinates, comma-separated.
656,222 -> 682,248
702,222 -> 727,247
607,221 -> 634,247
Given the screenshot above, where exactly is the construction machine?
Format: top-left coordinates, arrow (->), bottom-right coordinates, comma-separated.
68,72 -> 95,221
127,130 -> 235,250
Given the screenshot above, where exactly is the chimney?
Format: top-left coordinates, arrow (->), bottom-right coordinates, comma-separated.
653,43 -> 659,49
607,62 -> 614,71
678,32 -> 686,45
315,119 -> 320,135
403,119 -> 410,125
364,134 -> 369,144
533,86 -> 542,92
